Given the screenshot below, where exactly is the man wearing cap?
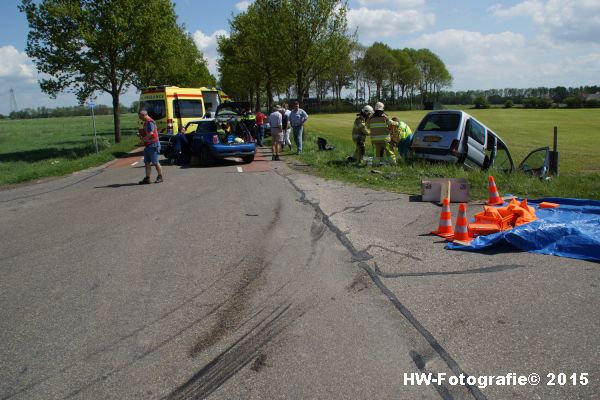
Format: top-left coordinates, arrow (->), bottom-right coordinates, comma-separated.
268,105 -> 283,161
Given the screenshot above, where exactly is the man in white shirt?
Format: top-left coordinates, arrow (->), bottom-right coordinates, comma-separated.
268,105 -> 283,161
289,101 -> 309,154
282,103 -> 292,151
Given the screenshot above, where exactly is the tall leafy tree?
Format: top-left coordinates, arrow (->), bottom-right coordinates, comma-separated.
20,0 -> 209,143
410,48 -> 452,106
218,0 -> 292,110
390,49 -> 419,107
362,42 -> 396,101
282,0 -> 351,105
349,43 -> 367,107
135,25 -> 214,89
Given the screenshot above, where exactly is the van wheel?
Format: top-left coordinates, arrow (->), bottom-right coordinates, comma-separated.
242,154 -> 255,164
199,146 -> 214,167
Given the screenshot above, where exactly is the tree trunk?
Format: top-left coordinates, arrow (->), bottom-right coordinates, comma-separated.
265,68 -> 273,111
255,78 -> 261,111
355,76 -> 359,108
112,91 -> 121,144
296,73 -> 304,107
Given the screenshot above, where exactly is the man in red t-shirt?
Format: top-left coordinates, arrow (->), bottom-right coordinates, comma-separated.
254,109 -> 267,147
137,110 -> 163,184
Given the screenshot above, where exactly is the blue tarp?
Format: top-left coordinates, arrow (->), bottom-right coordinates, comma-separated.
447,197 -> 600,262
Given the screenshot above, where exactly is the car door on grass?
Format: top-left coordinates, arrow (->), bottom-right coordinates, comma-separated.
518,147 -> 550,178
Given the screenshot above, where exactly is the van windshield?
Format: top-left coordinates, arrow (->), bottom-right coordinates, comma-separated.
140,100 -> 166,121
418,114 -> 461,132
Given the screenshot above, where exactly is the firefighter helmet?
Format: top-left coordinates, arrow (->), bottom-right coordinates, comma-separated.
374,101 -> 384,111
361,105 -> 374,115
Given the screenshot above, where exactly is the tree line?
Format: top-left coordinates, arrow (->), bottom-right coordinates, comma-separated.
217,0 -> 452,113
19,0 -> 596,138
2,104 -> 138,120
20,0 -> 214,142
440,85 -> 600,108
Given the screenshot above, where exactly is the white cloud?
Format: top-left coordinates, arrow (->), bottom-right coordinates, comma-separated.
192,29 -> 229,76
348,7 -> 435,39
408,28 -> 600,89
491,0 -> 600,43
0,45 -> 35,82
235,1 -> 251,12
409,29 -> 525,63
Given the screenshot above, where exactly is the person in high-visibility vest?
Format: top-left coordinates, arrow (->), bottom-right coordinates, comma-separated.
367,102 -> 398,164
349,105 -> 373,164
390,117 -> 413,160
240,104 -> 256,138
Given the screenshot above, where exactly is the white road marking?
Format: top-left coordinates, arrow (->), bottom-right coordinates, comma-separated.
131,161 -> 139,166
236,166 -> 243,173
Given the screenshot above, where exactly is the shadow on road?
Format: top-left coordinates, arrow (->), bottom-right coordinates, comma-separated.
95,183 -> 140,189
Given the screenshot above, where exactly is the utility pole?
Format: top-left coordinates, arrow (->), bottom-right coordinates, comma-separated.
88,102 -> 99,154
9,88 -> 18,114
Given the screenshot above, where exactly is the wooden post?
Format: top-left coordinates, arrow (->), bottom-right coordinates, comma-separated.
550,126 -> 559,176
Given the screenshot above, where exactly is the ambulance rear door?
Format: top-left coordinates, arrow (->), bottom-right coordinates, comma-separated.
171,90 -> 204,133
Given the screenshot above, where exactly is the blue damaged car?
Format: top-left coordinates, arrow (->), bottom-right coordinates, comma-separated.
185,102 -> 256,167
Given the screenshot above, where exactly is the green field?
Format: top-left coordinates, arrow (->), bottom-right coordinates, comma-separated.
0,114 -> 139,186
1,109 -> 599,200
298,108 -> 600,200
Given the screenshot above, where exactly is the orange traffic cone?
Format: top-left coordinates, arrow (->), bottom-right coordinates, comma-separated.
451,203 -> 472,243
431,198 -> 454,238
486,175 -> 504,206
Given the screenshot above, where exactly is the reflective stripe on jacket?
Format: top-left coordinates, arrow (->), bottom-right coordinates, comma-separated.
368,115 -> 391,143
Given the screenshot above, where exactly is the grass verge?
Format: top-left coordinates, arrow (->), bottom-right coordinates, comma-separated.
292,109 -> 600,201
0,114 -> 139,186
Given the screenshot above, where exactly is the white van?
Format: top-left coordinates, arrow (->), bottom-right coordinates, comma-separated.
411,110 -> 555,177
410,110 -> 515,172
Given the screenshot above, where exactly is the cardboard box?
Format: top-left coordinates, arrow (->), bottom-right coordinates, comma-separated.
421,178 -> 470,203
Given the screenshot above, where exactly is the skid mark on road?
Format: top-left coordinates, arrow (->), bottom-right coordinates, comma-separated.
374,263 -> 526,278
329,202 -> 372,217
281,172 -> 488,400
166,303 -> 305,400
2,258 -> 249,400
189,253 -> 268,357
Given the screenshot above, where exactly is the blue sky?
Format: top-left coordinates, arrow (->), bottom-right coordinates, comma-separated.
1,0 -> 599,114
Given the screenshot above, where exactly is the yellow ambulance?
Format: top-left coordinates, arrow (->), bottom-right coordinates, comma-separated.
138,86 -> 231,134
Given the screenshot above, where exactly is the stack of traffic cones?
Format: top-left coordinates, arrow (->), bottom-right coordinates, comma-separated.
431,198 -> 454,238
486,176 -> 504,206
451,203 -> 472,244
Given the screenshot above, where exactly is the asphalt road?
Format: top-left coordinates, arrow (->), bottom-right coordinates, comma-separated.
0,148 -> 598,400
